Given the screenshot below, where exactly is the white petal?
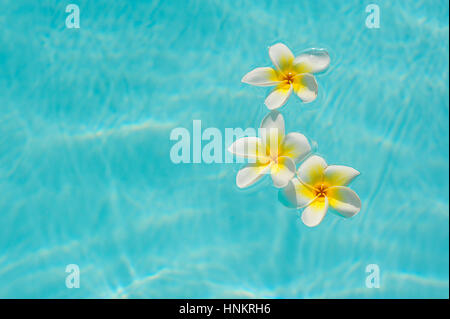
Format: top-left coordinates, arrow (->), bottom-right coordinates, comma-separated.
293,49 -> 330,74
282,178 -> 316,208
270,156 -> 296,188
264,85 -> 292,110
281,132 -> 311,164
301,197 -> 329,227
241,67 -> 280,87
260,111 -> 285,158
324,165 -> 360,187
269,43 -> 294,72
293,74 -> 318,103
227,136 -> 268,161
236,162 -> 272,189
260,110 -> 285,136
327,186 -> 361,218
298,155 -> 327,187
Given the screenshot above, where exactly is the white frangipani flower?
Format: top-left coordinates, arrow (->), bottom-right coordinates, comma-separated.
283,155 -> 361,227
242,43 -> 330,110
228,111 -> 311,189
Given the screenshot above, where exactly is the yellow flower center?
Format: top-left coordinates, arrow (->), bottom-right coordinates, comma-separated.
281,71 -> 296,85
314,184 -> 328,198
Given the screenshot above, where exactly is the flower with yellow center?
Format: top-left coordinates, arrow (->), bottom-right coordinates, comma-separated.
228,111 -> 311,189
282,155 -> 361,227
242,43 -> 330,110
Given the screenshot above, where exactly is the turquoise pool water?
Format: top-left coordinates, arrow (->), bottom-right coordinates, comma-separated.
0,0 -> 448,298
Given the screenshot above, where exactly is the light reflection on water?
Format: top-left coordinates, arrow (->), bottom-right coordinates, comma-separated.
0,0 -> 448,298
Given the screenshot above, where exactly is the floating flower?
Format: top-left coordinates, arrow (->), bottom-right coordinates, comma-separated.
283,155 -> 361,227
228,111 -> 311,189
241,43 -> 330,110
